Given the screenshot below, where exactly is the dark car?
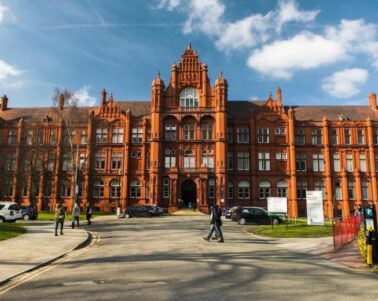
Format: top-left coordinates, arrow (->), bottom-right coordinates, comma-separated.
142,205 -> 160,216
124,206 -> 154,218
232,206 -> 282,225
20,206 -> 38,220
226,206 -> 239,219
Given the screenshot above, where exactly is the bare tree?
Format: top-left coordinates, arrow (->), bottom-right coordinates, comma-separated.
51,88 -> 87,208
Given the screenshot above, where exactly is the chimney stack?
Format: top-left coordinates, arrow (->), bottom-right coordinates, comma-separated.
276,87 -> 282,106
369,92 -> 377,110
0,95 -> 8,111
101,88 -> 107,105
58,94 -> 64,110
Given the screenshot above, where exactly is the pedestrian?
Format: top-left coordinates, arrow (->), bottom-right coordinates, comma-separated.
54,203 -> 65,236
354,204 -> 363,217
86,204 -> 92,225
212,205 -> 223,240
71,203 -> 80,229
203,203 -> 224,243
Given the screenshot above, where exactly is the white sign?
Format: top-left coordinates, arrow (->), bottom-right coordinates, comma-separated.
267,197 -> 287,216
306,191 -> 324,226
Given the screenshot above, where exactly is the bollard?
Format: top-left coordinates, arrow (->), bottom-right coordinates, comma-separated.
367,226 -> 373,265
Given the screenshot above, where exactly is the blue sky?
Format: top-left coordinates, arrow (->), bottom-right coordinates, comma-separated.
0,0 -> 378,107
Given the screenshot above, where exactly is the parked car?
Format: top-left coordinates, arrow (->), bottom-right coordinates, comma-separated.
232,206 -> 282,225
20,205 -> 38,220
124,206 -> 154,218
0,202 -> 23,223
225,206 -> 239,219
142,205 -> 160,216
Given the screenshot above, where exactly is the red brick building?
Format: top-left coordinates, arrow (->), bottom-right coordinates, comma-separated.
1,44 -> 378,216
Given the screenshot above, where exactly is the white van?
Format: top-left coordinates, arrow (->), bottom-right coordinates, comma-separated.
0,202 -> 23,222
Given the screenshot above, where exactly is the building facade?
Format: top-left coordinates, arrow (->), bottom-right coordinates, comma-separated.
1,45 -> 378,216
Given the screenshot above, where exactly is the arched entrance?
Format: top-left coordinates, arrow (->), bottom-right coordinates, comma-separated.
181,180 -> 197,209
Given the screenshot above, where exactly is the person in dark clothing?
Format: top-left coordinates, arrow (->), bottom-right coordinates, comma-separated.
86,205 -> 92,225
54,204 -> 65,236
203,203 -> 224,243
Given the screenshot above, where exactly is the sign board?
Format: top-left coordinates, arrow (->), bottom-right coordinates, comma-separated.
306,191 -> 324,226
267,197 -> 287,216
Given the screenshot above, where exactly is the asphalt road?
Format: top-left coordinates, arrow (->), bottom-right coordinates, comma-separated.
1,215 -> 378,301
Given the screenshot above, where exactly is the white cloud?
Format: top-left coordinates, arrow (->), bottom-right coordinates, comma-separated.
321,68 -> 368,98
182,0 -> 225,36
0,3 -> 7,22
73,86 -> 96,106
0,60 -> 23,81
157,0 -> 318,51
276,0 -> 319,32
247,32 -> 346,79
156,0 -> 181,11
157,0 -> 378,81
215,13 -> 272,51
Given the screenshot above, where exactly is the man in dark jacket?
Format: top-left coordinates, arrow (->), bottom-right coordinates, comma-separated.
203,203 -> 224,243
54,204 -> 65,236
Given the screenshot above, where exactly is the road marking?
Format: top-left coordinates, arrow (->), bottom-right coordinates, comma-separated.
0,232 -> 99,296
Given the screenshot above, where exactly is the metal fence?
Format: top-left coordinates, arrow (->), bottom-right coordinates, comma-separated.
332,215 -> 363,250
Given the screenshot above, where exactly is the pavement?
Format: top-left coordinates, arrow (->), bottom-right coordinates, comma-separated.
0,221 -> 89,285
0,215 -> 373,301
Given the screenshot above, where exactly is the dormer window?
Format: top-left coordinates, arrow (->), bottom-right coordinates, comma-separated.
180,87 -> 199,108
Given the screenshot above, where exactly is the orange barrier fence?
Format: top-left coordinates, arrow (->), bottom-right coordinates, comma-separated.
332,215 -> 362,250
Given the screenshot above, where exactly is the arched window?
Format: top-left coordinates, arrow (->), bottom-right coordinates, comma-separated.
238,181 -> 250,199
277,180 -> 288,198
130,180 -> 141,198
201,124 -> 214,140
259,180 -> 271,199
208,179 -> 215,199
163,178 -> 170,199
184,150 -> 195,168
228,182 -> 234,199
180,87 -> 199,108
183,124 -> 195,140
110,179 -> 121,199
60,179 -> 71,198
165,124 -> 177,141
93,179 -> 104,199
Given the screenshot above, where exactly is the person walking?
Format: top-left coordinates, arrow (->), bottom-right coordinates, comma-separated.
203,203 -> 224,243
71,203 -> 80,229
54,203 -> 65,236
86,204 -> 92,225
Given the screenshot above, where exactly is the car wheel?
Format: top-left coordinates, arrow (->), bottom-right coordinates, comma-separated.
125,213 -> 130,218
238,218 -> 246,225
23,214 -> 30,221
273,218 -> 279,225
0,217 -> 5,223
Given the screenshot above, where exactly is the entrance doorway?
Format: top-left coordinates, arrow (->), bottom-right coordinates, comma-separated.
181,180 -> 197,209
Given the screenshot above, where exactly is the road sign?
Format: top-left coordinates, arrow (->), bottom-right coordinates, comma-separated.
306,191 -> 324,226
267,197 -> 287,216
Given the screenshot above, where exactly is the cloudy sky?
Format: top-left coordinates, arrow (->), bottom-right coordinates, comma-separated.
0,0 -> 377,107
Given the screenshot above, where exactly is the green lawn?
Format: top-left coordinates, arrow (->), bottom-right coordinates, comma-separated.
0,223 -> 26,241
37,212 -> 113,221
248,218 -> 333,238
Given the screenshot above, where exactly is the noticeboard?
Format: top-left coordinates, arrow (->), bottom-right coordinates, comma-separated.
267,197 -> 288,216
306,191 -> 324,226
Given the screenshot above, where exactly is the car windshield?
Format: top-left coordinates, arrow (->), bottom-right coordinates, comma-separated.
0,205 -> 4,210
9,204 -> 20,210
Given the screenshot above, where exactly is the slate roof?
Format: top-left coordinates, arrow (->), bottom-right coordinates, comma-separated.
0,101 -> 377,123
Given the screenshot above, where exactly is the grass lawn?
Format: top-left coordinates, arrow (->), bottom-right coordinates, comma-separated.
37,212 -> 113,221
248,218 -> 333,238
0,223 -> 26,241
